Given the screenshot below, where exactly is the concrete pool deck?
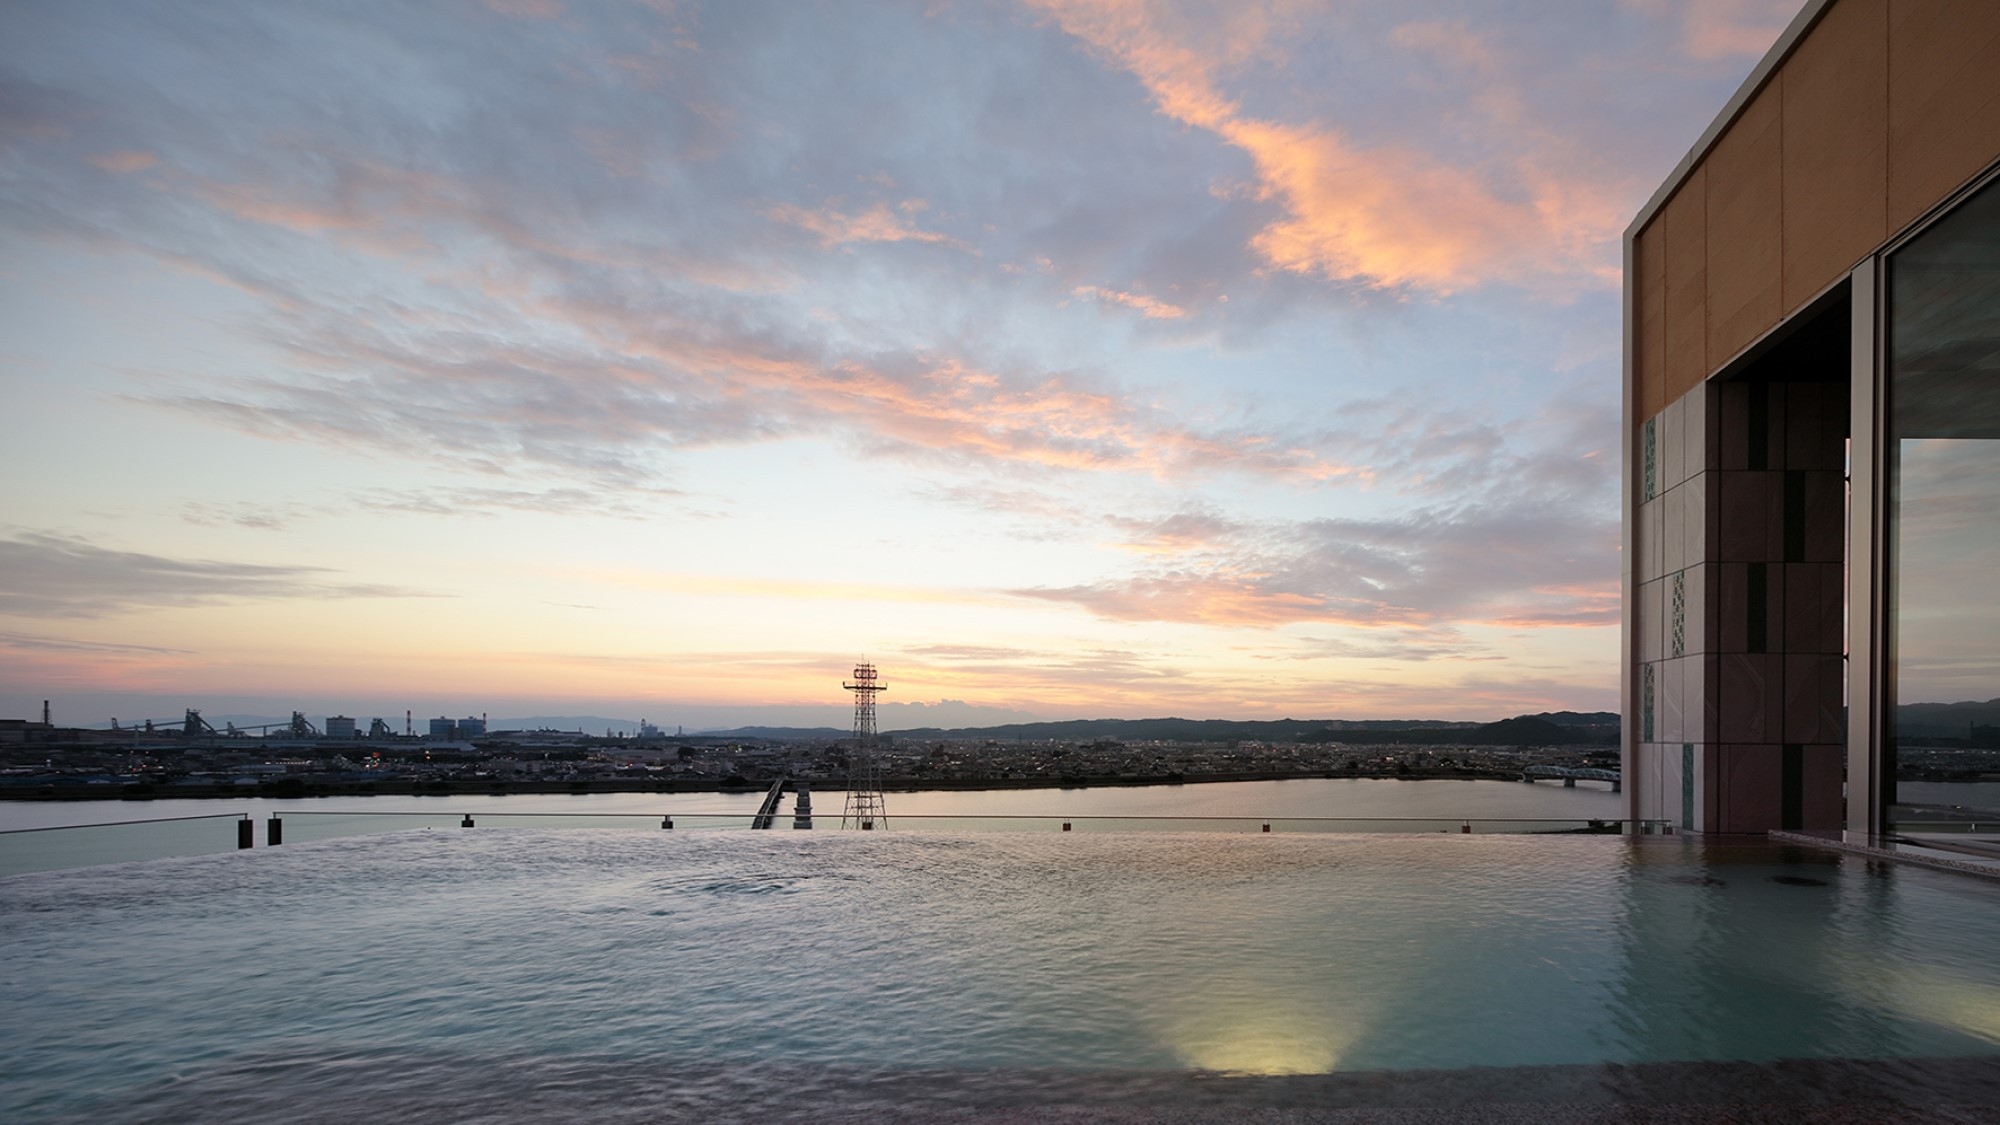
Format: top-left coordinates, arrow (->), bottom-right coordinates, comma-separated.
1771,829 -> 2000,882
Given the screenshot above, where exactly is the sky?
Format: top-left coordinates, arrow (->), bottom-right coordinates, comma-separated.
0,0 -> 1800,730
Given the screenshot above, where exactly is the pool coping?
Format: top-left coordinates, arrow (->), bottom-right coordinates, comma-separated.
1770,828 -> 2000,882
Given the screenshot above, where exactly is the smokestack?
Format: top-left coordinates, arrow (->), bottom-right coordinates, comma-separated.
42,700 -> 50,725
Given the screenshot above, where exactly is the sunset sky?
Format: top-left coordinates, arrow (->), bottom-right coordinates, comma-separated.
0,0 -> 1800,730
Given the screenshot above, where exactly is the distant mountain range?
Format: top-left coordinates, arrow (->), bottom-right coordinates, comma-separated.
1896,698 -> 2000,740
701,711 -> 1622,746
81,699 -> 2000,747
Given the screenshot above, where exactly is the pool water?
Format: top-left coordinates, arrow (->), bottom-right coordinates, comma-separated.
3,831 -> 1998,1119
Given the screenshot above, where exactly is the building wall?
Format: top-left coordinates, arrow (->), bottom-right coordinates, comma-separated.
1626,0 -> 2000,831
1633,0 -> 2000,421
1632,373 -> 1847,832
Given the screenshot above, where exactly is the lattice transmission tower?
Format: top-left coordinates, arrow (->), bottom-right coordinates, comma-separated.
841,661 -> 888,829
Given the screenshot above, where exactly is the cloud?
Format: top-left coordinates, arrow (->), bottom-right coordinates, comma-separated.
1023,0 -> 1626,294
88,149 -> 157,173
1266,630 -> 1499,664
1015,413 -> 1620,632
1106,508 -> 1243,553
181,501 -> 314,531
1018,497 -> 1620,631
1072,284 -> 1188,319
349,485 -> 662,520
600,570 -> 989,606
483,0 -> 567,18
0,632 -> 192,656
1621,0 -> 1796,61
3,0 -> 1586,509
896,643 -> 1195,703
178,487 -> 664,529
768,200 -> 970,251
138,260 -> 1361,489
0,532 -> 436,618
904,644 -> 1046,661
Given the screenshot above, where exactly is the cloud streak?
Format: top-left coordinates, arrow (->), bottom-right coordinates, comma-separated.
769,200 -> 969,251
1018,415 -> 1620,633
0,532 -> 436,618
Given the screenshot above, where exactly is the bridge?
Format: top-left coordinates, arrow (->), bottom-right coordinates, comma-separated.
750,779 -> 815,829
1522,765 -> 1621,792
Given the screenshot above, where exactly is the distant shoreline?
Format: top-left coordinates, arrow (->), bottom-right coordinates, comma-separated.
0,766 -> 1571,802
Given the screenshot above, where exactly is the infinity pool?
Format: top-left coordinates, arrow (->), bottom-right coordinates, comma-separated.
4,831 -> 1998,1120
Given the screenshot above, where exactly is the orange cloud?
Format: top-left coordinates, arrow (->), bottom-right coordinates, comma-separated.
1072,284 -> 1188,319
768,201 -> 969,251
554,296 -> 1359,482
1025,0 -> 1619,293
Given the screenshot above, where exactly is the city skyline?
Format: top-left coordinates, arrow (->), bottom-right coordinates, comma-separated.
0,1 -> 1800,727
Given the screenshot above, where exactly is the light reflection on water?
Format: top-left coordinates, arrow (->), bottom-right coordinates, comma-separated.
5,830 -> 2000,1118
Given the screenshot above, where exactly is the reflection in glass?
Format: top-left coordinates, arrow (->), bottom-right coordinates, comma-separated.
1887,175 -> 2000,844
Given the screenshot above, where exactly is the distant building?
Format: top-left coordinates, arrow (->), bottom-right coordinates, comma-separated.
1623,0 -> 2000,836
324,716 -> 357,739
428,717 -> 455,739
0,718 -> 55,744
458,716 -> 486,738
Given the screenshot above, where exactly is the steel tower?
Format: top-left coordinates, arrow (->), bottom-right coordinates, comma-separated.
841,662 -> 887,829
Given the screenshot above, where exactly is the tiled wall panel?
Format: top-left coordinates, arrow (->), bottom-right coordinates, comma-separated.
1659,745 -> 1686,828
1717,473 -> 1783,561
1719,652 -> 1781,744
1783,382 -> 1846,471
1801,744 -> 1845,827
1635,744 -> 1664,821
1719,745 -> 1783,832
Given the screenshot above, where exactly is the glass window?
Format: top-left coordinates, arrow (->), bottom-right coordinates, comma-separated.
1886,175 -> 2000,848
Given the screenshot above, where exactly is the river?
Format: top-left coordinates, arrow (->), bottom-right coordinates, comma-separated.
1,777 -> 1625,876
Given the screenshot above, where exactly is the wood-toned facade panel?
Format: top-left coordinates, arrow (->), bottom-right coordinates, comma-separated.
1629,0 -> 2000,430
1637,221 -> 1668,421
1887,0 -> 2000,233
1662,168 -> 1707,406
1782,0 -> 1887,311
1704,86 -> 1785,373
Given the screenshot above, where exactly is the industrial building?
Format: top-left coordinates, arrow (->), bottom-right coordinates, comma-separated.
1623,0 -> 2000,839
